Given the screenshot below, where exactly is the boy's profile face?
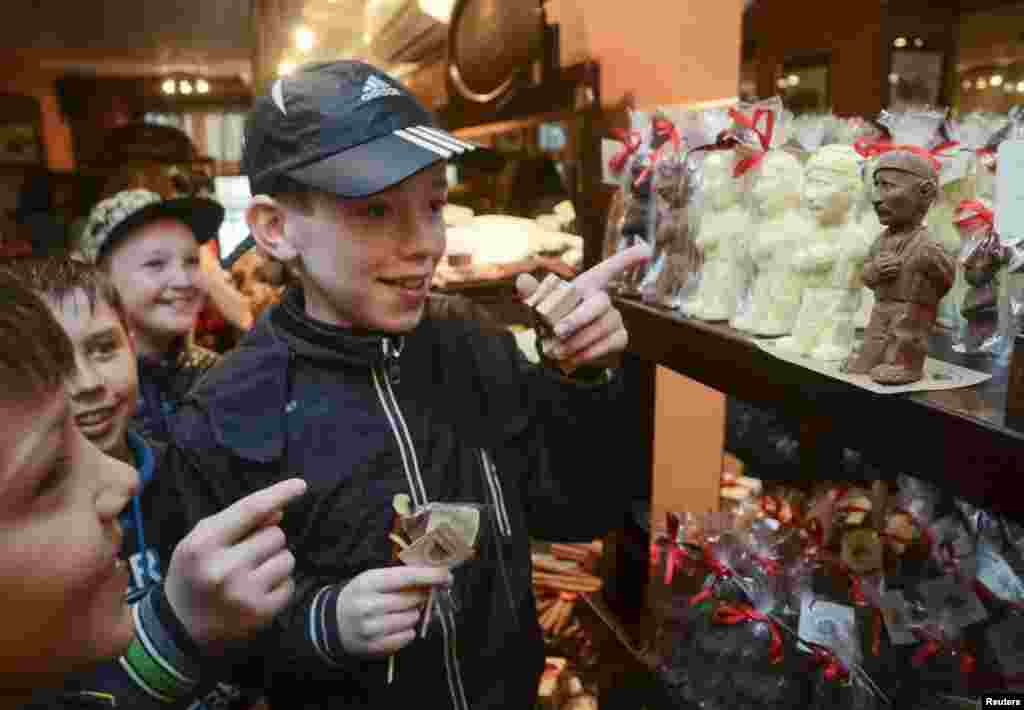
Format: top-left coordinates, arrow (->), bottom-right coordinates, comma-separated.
104,218 -> 205,352
288,163 -> 448,332
46,290 -> 139,463
0,386 -> 138,686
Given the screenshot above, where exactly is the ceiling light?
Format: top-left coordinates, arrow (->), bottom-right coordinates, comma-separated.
991,74 -> 1004,87
894,37 -> 908,48
914,38 -> 924,48
196,79 -> 210,94
787,74 -> 800,87
295,26 -> 315,52
419,0 -> 456,23
961,79 -> 972,90
888,73 -> 900,85
162,78 -> 177,95
1017,81 -> 1024,92
1006,83 -> 1016,93
977,78 -> 988,90
179,79 -> 193,95
279,61 -> 296,76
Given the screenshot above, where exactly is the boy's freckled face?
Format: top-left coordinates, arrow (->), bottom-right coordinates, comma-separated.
46,291 -> 139,462
0,388 -> 138,686
104,219 -> 206,348
290,163 -> 449,333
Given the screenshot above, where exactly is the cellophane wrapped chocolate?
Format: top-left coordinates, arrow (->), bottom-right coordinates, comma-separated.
800,582 -> 887,710
639,111 -> 703,309
728,97 -> 817,337
658,523 -> 812,710
603,109 -> 654,297
681,106 -> 755,322
951,200 -> 1010,355
883,475 -> 940,582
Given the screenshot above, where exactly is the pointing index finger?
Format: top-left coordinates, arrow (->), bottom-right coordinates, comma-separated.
571,243 -> 652,297
217,478 -> 308,545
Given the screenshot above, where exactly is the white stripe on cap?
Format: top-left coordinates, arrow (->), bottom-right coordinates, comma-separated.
271,79 -> 287,115
394,129 -> 453,158
406,125 -> 469,154
417,125 -> 477,152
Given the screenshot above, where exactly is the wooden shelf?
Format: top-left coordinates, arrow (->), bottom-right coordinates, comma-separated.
617,297 -> 1024,521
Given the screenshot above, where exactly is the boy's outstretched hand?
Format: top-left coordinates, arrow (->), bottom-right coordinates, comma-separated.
516,243 -> 651,373
336,566 -> 452,657
164,478 -> 308,648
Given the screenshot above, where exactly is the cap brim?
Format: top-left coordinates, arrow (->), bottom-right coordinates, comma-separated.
100,197 -> 225,259
286,125 -> 482,198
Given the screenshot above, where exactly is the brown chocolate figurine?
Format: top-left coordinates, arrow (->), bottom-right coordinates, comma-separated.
647,150 -> 701,308
843,150 -> 956,385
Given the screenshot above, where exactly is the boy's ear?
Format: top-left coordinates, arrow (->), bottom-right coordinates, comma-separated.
247,196 -> 299,263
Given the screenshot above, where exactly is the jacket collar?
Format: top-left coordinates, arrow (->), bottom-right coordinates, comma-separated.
270,287 -> 406,370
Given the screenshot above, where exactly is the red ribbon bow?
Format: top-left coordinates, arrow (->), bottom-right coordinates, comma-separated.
954,199 -> 995,234
853,139 -> 958,173
728,107 -> 776,177
712,603 -> 784,664
637,118 -> 685,185
689,543 -> 733,607
609,129 -> 642,176
911,628 -> 976,676
806,642 -> 850,684
829,561 -> 867,606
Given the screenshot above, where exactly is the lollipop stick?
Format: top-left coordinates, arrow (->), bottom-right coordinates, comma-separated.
420,587 -> 435,639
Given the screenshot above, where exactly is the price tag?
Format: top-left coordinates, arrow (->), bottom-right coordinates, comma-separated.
995,139 -> 1024,243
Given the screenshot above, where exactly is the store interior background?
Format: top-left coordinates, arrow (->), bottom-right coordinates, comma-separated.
3,0 -> 1024,521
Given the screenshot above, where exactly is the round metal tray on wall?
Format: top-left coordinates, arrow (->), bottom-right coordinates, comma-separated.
447,0 -> 544,106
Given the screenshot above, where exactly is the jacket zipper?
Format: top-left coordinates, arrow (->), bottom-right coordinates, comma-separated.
373,338 -> 468,710
479,450 -> 511,537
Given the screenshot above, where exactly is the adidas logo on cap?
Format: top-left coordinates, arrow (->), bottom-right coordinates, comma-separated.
361,75 -> 402,103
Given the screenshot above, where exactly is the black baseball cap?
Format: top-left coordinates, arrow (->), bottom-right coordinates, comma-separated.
243,61 -> 479,198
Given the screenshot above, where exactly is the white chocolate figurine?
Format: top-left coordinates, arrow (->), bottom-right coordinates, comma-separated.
682,151 -> 752,321
731,149 -> 811,335
777,144 -> 874,360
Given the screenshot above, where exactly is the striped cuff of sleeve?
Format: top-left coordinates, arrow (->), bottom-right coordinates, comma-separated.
119,588 -> 203,703
308,584 -> 346,666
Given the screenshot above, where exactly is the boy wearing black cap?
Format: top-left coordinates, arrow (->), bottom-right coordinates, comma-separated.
166,61 -> 649,710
